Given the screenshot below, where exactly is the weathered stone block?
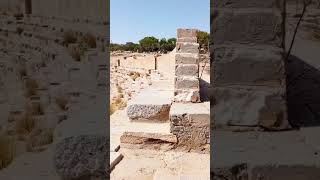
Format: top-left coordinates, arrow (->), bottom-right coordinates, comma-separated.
176,42 -> 199,54
175,53 -> 199,64
213,46 -> 285,86
177,37 -> 197,43
212,10 -> 283,47
174,89 -> 200,103
177,29 -> 197,38
175,64 -> 199,76
175,76 -> 199,89
212,86 -> 290,130
212,0 -> 284,9
54,135 -> 107,180
170,102 -> 210,152
127,104 -> 170,121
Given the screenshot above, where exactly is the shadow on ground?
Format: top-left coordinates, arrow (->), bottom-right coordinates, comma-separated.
200,78 -> 211,102
286,54 -> 320,128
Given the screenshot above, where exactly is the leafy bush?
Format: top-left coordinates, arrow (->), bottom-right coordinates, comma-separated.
139,36 -> 159,52
197,31 -> 209,52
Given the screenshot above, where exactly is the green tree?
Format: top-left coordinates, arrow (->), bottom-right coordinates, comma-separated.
197,31 -> 209,52
124,42 -> 139,52
166,38 -> 176,51
139,36 -> 159,52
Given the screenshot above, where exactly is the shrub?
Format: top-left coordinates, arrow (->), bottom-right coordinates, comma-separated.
70,46 -> 82,61
62,31 -> 77,46
80,33 -> 97,48
129,72 -> 140,81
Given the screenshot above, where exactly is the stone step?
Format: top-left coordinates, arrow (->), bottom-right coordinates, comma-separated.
212,129 -> 320,179
127,88 -> 173,121
120,120 -> 177,150
170,102 -> 210,152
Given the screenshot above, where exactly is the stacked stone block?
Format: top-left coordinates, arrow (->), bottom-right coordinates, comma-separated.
212,0 -> 290,130
174,29 -> 200,103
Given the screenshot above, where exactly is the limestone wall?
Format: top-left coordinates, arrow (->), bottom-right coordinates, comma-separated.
0,0 -> 24,14
31,0 -> 108,22
211,0 -> 290,130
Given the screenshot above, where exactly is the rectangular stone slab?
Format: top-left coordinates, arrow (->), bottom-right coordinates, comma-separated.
177,29 -> 198,38
212,10 -> 283,47
169,102 -> 210,151
175,53 -> 199,64
175,76 -> 200,89
213,46 -> 285,86
175,64 -> 199,76
212,0 -> 285,8
127,89 -> 173,121
212,86 -> 289,130
177,37 -> 197,43
176,42 -> 199,54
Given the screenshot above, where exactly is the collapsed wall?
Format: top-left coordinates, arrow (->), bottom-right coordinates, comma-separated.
212,0 -> 290,130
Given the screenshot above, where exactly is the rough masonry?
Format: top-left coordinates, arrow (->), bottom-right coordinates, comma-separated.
174,29 -> 201,103
211,0 -> 290,130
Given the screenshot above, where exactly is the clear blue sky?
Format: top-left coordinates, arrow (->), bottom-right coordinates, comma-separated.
111,0 -> 210,44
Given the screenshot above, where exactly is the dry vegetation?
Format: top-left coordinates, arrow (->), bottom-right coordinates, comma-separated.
63,31 -> 97,61
129,72 -> 141,81
15,113 -> 36,135
110,85 -> 127,115
0,135 -> 16,170
55,96 -> 69,111
62,30 -> 77,46
25,78 -> 38,97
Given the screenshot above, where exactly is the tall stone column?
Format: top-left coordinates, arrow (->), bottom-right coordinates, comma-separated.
212,0 -> 290,130
174,29 -> 201,103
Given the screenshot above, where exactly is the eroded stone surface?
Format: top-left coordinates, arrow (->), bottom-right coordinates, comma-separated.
54,135 -> 107,180
212,86 -> 289,130
170,102 -> 210,153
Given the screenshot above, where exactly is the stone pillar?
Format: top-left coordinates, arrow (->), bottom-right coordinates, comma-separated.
174,29 -> 200,103
212,0 -> 290,130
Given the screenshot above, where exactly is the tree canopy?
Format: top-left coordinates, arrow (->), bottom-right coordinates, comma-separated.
111,36 -> 177,53
110,31 -> 210,53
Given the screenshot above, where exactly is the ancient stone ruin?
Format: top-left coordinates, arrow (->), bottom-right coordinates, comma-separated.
212,0 -> 290,130
0,0 -> 108,179
174,29 -> 201,103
